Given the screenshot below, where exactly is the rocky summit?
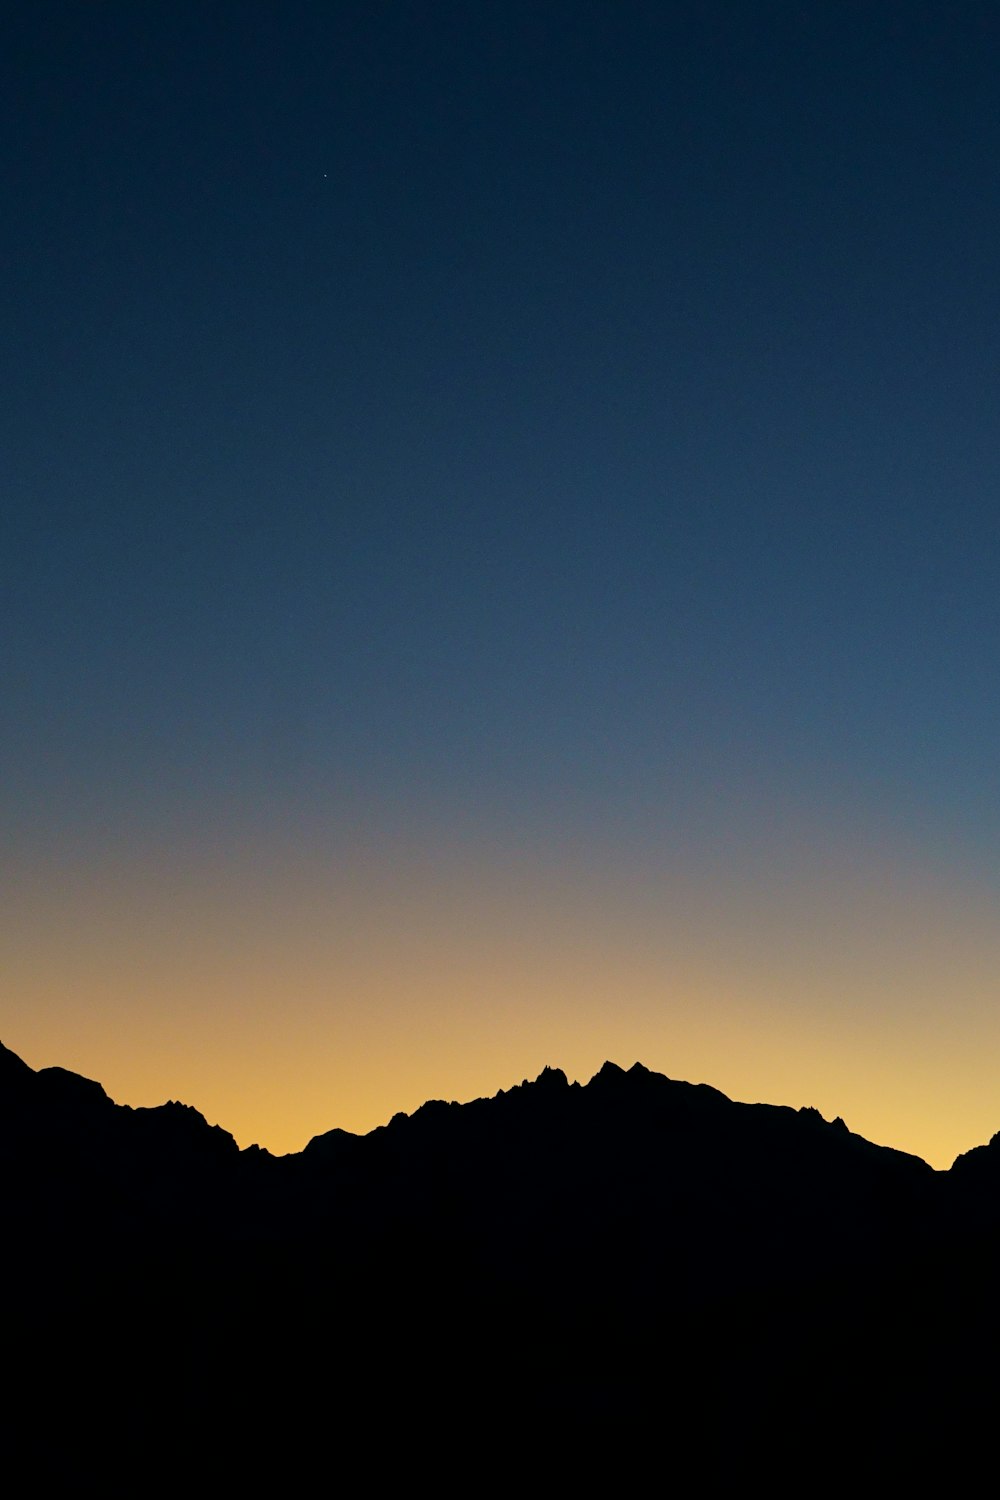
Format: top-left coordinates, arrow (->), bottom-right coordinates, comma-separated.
5,1040 -> 1000,1480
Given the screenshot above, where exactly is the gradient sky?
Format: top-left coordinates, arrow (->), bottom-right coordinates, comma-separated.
5,2 -> 1000,1167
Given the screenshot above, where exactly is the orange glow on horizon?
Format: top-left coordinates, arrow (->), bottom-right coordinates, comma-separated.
5,817 -> 1000,1170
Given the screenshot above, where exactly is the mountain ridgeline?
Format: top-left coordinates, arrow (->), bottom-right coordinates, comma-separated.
6,1040 -> 1000,1476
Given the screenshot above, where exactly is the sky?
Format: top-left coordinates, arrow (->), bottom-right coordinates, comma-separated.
4,1 -> 1000,1168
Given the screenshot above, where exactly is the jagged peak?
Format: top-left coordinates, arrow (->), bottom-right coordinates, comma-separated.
589,1059 -> 662,1090
798,1105 -> 850,1133
532,1065 -> 568,1088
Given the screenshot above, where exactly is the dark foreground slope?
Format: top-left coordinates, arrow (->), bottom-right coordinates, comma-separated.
5,1041 -> 1000,1478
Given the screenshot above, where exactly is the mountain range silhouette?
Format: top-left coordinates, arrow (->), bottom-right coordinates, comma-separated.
6,1039 -> 1000,1479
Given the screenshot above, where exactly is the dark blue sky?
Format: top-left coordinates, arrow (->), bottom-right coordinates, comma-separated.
5,4 -> 1000,1160
6,1 -> 999,832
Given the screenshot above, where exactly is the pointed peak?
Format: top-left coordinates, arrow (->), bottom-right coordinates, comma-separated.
590,1060 -> 627,1086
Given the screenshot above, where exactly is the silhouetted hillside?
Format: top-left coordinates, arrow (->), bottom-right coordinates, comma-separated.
5,1040 -> 1000,1479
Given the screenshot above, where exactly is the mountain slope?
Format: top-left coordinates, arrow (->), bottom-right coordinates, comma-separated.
4,1040 -> 1000,1479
